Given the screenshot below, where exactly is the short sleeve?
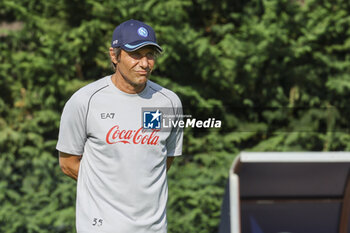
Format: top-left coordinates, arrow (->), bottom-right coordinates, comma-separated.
56,93 -> 87,155
166,94 -> 183,157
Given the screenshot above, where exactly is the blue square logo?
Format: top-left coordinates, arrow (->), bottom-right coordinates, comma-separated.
143,110 -> 162,129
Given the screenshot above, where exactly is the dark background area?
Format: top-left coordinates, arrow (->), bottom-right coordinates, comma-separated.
1,0 -> 350,232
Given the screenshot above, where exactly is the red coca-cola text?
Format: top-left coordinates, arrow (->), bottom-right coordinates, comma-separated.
106,125 -> 159,145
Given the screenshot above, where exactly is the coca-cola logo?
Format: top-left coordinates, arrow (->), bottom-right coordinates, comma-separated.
106,125 -> 159,145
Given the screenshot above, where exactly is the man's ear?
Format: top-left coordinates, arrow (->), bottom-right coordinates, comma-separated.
109,47 -> 118,65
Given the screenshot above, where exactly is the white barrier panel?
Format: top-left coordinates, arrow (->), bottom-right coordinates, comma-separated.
225,152 -> 350,233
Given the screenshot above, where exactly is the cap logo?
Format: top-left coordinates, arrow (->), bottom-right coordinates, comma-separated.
137,27 -> 148,37
112,40 -> 118,45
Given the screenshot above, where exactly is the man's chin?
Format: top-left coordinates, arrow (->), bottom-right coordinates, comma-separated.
130,77 -> 148,88
136,76 -> 148,83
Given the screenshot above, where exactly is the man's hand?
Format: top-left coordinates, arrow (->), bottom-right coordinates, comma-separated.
166,157 -> 175,172
59,151 -> 82,180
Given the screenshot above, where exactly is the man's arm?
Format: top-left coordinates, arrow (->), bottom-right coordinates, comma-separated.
166,157 -> 175,172
59,151 -> 82,180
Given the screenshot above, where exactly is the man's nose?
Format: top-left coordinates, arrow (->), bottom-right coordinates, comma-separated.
139,56 -> 149,69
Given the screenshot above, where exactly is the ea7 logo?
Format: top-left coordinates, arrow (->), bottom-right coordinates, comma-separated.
143,110 -> 161,129
101,113 -> 115,119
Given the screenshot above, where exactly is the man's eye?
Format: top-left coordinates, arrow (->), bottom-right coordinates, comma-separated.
130,53 -> 142,59
146,53 -> 155,59
129,52 -> 155,60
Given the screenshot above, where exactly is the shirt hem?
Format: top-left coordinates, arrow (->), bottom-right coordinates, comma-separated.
56,145 -> 83,156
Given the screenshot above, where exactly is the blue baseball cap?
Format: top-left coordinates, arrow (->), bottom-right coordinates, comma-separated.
111,19 -> 162,53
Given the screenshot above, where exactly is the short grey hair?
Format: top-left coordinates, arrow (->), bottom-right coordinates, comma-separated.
111,47 -> 122,70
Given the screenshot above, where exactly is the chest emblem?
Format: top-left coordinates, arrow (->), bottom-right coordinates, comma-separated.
106,125 -> 159,145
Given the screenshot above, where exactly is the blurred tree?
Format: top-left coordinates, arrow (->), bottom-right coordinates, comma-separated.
1,0 -> 350,232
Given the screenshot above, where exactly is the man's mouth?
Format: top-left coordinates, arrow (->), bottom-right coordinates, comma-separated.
136,71 -> 148,75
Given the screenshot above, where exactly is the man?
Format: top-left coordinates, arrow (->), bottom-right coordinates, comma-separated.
56,19 -> 183,233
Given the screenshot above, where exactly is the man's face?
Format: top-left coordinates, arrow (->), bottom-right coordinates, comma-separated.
116,46 -> 156,87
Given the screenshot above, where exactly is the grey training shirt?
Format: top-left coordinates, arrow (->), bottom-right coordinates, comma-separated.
56,76 -> 183,233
